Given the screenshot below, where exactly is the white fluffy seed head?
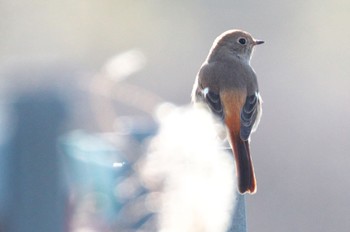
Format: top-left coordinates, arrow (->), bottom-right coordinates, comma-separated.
140,104 -> 236,232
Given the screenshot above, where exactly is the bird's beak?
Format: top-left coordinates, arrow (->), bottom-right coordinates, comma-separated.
254,40 -> 264,45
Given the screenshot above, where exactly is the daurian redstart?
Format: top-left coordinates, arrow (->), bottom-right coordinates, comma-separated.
192,29 -> 264,194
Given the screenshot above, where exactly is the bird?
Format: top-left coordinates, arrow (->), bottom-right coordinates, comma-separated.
192,29 -> 264,194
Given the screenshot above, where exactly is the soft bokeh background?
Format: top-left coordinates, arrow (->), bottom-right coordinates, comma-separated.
1,0 -> 350,231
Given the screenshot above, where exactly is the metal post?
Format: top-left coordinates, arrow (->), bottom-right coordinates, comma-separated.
228,193 -> 247,232
225,148 -> 247,232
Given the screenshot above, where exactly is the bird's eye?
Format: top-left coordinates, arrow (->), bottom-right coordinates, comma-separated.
238,38 -> 247,45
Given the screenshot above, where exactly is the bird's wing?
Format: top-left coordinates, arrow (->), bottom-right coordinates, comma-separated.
199,87 -> 224,120
240,92 -> 261,140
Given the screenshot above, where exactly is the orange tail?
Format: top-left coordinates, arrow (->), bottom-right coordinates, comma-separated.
230,136 -> 256,194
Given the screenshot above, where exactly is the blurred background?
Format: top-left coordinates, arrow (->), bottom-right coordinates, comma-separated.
0,0 -> 350,231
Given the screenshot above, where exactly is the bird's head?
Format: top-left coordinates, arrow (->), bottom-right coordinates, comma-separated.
209,29 -> 264,62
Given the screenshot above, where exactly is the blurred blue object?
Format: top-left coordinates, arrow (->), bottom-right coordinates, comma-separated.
60,131 -> 128,225
59,117 -> 158,231
6,91 -> 67,232
115,116 -> 158,143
